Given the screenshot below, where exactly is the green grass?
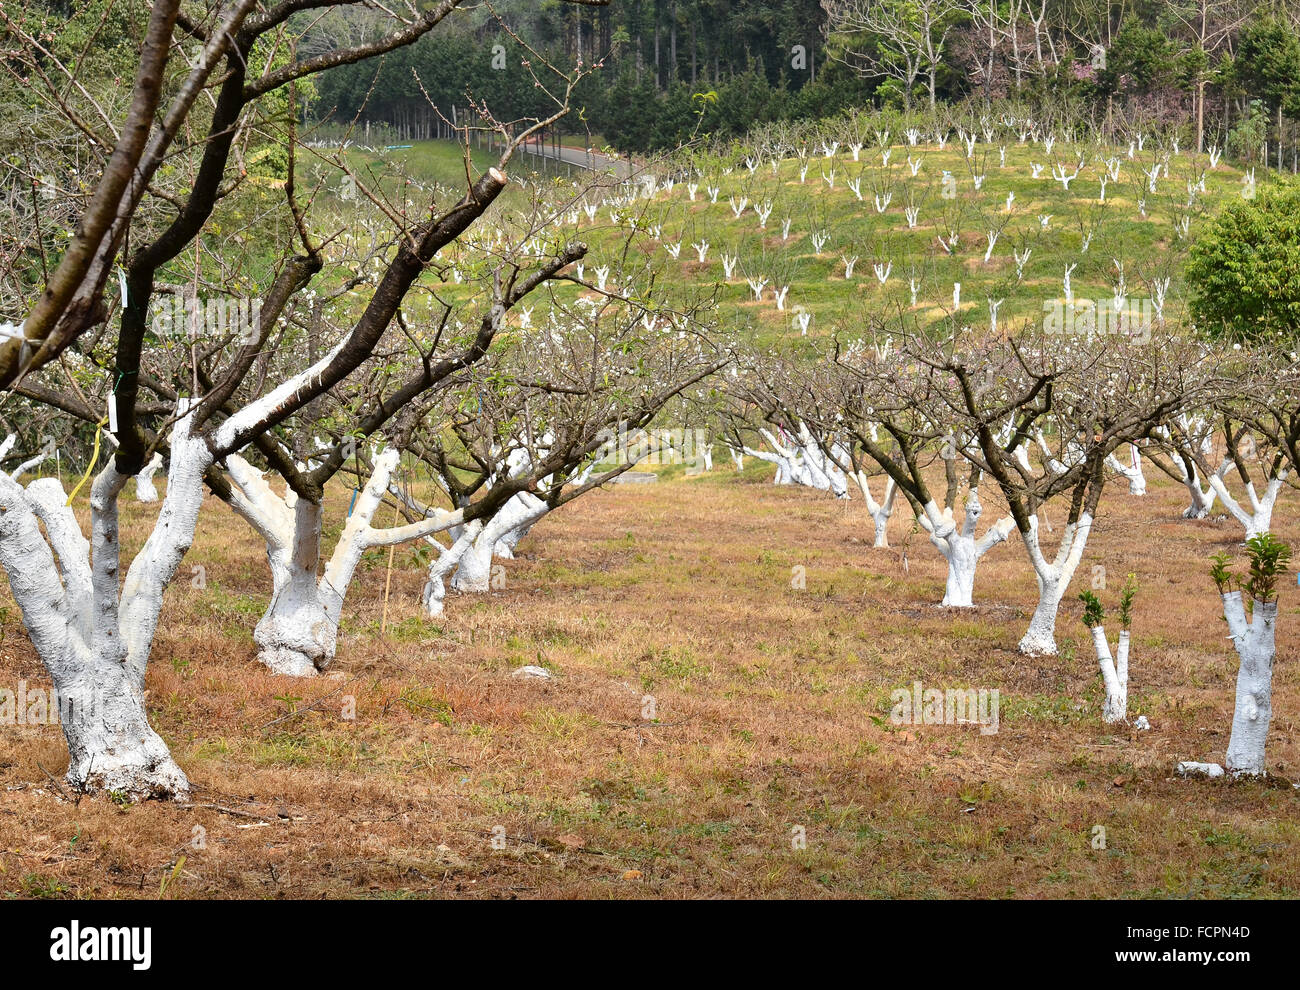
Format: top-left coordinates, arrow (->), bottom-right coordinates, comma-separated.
572,140 -> 1270,345
294,135 -> 1282,355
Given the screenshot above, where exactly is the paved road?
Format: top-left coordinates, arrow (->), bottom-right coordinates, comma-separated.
518,139 -> 633,179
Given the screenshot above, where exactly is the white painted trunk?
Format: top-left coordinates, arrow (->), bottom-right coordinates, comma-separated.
451,528 -> 496,594
1017,512 -> 1092,656
254,499 -> 336,677
0,405 -> 209,799
227,448 -> 465,677
0,492 -> 185,797
1182,468 -> 1217,519
1092,625 -> 1129,723
744,448 -> 791,484
423,521 -> 483,616
60,662 -> 190,798
852,472 -> 897,547
872,502 -> 892,547
450,495 -> 548,594
1208,474 -> 1285,538
1222,593 -> 1276,777
1115,630 -> 1130,720
495,498 -> 542,558
941,537 -> 978,607
924,491 -> 1014,608
1106,445 -> 1146,495
1020,576 -> 1066,655
134,452 -> 164,503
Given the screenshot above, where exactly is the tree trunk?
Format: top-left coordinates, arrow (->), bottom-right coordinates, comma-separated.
941,536 -> 978,607
450,495 -> 542,593
227,448 -> 464,676
59,661 -> 189,797
1196,77 -> 1206,153
0,404 -> 209,799
135,452 -> 163,503
872,511 -> 889,547
423,521 -> 482,616
1018,513 -> 1092,656
1020,575 -> 1065,654
1207,474 -> 1284,538
1092,625 -> 1129,723
926,491 -> 1013,608
254,499 -> 335,677
1223,593 -> 1276,776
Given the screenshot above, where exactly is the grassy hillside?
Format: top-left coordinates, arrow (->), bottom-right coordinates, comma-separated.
588,141 -> 1264,344
327,135 -> 1275,348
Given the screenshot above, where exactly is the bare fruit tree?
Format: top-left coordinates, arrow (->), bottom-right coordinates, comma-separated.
0,0 -> 610,799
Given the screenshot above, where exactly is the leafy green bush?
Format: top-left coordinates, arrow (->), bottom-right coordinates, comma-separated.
1209,534 -> 1292,602
1186,182 -> 1300,343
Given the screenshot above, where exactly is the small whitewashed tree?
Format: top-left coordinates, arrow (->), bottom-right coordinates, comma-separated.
1147,413 -> 1227,519
720,380 -> 850,499
134,452 -> 165,503
1078,574 -> 1138,724
1179,358 -> 1299,537
405,296 -> 729,615
785,339 -> 1017,606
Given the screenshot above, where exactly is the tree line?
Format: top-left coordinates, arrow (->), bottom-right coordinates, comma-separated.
307,1 -> 1300,160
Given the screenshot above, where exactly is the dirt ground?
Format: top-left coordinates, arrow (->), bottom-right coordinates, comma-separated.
1,464 -> 1297,899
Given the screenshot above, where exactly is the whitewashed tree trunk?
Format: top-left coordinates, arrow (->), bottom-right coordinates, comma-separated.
850,471 -> 897,547
759,428 -> 804,485
1179,456 -> 1223,519
940,531 -> 979,607
1221,592 -> 1277,776
920,490 -> 1015,607
871,478 -> 897,547
1207,473 -> 1286,538
1106,444 -> 1146,495
226,448 -> 463,676
134,452 -> 164,503
1090,625 -> 1129,723
422,520 -> 483,617
254,499 -> 334,678
0,405 -> 210,798
2,435 -> 54,478
451,494 -> 549,593
1034,428 -> 1070,475
794,424 -> 849,498
744,445 -> 794,484
1018,512 -> 1093,655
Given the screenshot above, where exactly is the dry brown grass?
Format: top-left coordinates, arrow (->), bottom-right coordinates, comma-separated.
1,464 -> 1298,899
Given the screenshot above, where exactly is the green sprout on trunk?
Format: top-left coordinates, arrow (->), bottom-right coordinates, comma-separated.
1078,589 -> 1104,628
1210,534 -> 1291,602
1079,574 -> 1137,629
1117,574 -> 1138,630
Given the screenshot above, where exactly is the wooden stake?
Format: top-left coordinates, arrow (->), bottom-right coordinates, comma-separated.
379,498 -> 400,638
